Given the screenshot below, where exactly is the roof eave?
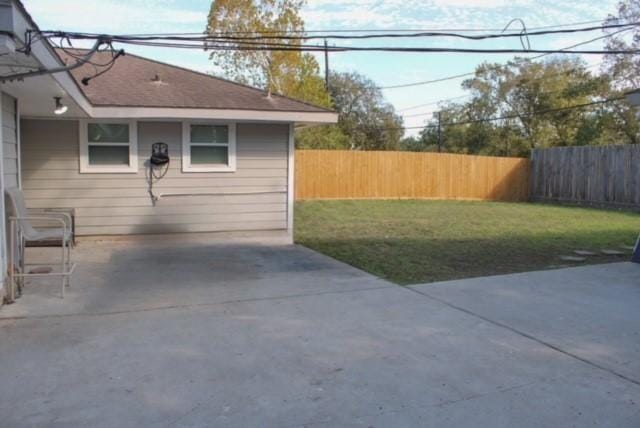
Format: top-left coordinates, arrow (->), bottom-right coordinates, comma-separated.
90,106 -> 339,124
9,0 -> 93,115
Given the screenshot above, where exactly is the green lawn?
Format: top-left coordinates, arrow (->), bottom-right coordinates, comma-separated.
294,200 -> 640,285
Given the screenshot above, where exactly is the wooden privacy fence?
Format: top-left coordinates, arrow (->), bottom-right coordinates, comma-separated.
531,145 -> 640,209
295,150 -> 530,201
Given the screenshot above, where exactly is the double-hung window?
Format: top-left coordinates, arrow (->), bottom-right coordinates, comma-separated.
80,120 -> 138,173
182,122 -> 236,172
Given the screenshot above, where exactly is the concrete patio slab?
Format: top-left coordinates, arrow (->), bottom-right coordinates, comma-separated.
0,232 -> 389,319
0,237 -> 639,427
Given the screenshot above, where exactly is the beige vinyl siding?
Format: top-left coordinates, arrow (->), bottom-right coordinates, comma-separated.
21,119 -> 289,236
2,93 -> 18,189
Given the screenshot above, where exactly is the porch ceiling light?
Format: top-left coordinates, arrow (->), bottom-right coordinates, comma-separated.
54,97 -> 68,115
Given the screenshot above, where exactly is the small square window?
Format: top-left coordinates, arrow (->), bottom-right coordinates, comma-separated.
80,120 -> 138,173
182,122 -> 236,172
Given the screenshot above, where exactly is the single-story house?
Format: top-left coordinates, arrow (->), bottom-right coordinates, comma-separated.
0,0 -> 337,294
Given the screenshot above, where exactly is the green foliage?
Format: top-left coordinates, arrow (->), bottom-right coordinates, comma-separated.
296,125 -> 351,149
399,136 -> 435,152
206,0 -> 330,108
604,0 -> 640,90
207,0 -> 404,150
297,71 -> 404,150
420,57 -> 629,157
420,1 -> 640,156
206,0 -> 639,155
602,0 -> 640,145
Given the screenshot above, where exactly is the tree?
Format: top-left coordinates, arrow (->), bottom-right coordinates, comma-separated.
602,0 -> 640,144
399,136 -> 427,152
298,71 -> 403,150
465,58 -> 607,152
206,0 -> 330,108
421,58 -> 612,157
604,0 -> 640,90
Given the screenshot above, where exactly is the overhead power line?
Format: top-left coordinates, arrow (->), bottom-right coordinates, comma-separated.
382,72 -> 475,90
379,28 -> 630,90
71,21 -> 636,42
70,38 -> 640,55
34,21 -> 640,54
0,39 -> 105,81
12,22 -> 632,86
116,19 -> 611,37
392,96 -> 626,131
398,95 -> 471,112
398,61 -> 605,117
36,30 -> 640,56
393,29 -> 624,112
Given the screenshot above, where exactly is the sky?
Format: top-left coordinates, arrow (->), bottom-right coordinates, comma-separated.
21,0 -> 621,136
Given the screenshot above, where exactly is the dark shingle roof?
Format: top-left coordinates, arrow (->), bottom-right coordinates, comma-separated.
57,49 -> 332,113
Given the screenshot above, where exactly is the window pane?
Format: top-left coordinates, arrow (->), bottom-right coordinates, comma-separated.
88,123 -> 129,143
88,145 -> 130,166
190,125 -> 228,144
191,146 -> 228,165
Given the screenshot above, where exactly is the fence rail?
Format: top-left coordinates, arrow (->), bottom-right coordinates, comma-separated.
295,150 -> 530,201
531,145 -> 640,209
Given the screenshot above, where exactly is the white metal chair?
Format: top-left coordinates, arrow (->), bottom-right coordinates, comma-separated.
5,187 -> 75,300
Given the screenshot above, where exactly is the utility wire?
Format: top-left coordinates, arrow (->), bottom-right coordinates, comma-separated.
78,38 -> 640,55
0,39 -> 105,81
399,61 -> 604,117
35,21 -> 639,52
114,19 -> 611,37
101,22 -> 640,41
391,96 -> 625,131
398,95 -> 471,112
393,28 -> 629,114
379,28 -> 630,90
39,20 -> 630,41
393,27 -> 625,114
382,72 -> 476,90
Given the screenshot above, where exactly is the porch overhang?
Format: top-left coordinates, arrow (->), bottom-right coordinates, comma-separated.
0,0 -> 90,118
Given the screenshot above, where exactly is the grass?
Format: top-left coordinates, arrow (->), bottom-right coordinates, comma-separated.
294,200 -> 640,285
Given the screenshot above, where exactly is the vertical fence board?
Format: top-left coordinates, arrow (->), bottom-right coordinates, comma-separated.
531,145 -> 640,209
295,150 -> 530,202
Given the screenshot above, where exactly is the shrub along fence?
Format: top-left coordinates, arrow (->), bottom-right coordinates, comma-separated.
295,150 -> 530,201
531,145 -> 640,209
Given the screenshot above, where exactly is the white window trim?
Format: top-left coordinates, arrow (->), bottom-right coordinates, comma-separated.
79,119 -> 138,173
182,121 -> 236,173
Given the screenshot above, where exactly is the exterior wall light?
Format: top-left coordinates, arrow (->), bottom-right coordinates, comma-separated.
54,97 -> 68,115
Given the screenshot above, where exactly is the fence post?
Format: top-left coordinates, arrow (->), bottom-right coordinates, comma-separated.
437,111 -> 442,153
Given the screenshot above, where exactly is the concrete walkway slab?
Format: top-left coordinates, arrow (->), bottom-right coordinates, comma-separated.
409,262 -> 640,386
1,237 -> 639,427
